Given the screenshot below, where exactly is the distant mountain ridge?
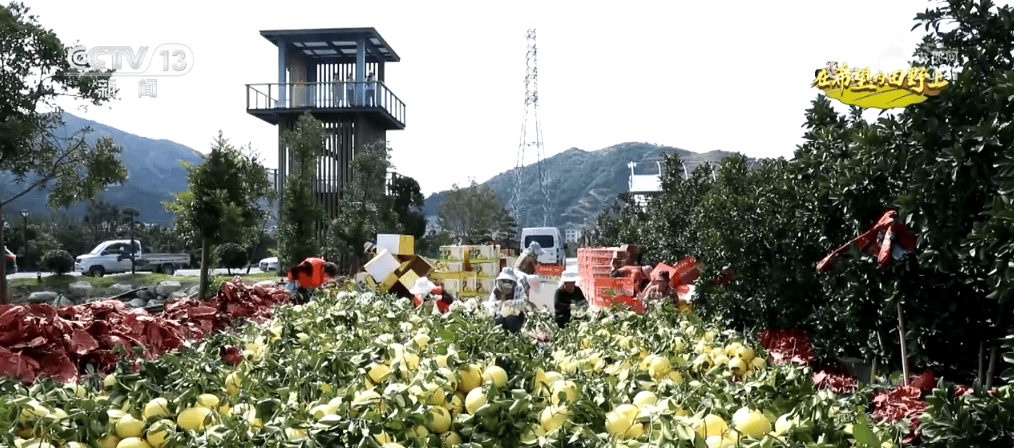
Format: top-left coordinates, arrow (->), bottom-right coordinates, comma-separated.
0,112 -> 204,225
424,142 -> 739,230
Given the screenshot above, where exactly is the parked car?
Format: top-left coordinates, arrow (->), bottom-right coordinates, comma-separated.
258,256 -> 280,273
4,246 -> 16,275
75,240 -> 190,277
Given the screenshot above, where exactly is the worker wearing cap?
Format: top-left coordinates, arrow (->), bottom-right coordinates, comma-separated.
286,257 -> 340,304
554,271 -> 587,328
515,242 -> 543,276
486,268 -> 529,334
410,277 -> 454,314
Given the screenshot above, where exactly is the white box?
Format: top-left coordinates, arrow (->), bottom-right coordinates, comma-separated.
364,249 -> 399,283
377,234 -> 414,256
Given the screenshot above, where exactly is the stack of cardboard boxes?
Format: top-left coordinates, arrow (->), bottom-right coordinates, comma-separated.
430,244 -> 503,298
362,234 -> 434,298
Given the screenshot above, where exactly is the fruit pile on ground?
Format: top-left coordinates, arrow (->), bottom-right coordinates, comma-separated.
0,287 -> 987,447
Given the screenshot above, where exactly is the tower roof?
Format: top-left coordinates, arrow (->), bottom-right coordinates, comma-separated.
259,27 -> 400,63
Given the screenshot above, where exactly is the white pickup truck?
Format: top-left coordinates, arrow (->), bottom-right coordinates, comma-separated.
74,239 -> 191,277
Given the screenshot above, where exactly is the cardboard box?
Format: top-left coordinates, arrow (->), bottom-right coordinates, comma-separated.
470,244 -> 499,261
476,278 -> 494,295
462,272 -> 478,292
474,262 -> 498,278
398,255 -> 434,279
398,269 -> 421,293
378,234 -> 415,256
431,271 -> 461,282
443,278 -> 462,295
440,245 -> 467,261
441,262 -> 464,273
364,250 -> 400,284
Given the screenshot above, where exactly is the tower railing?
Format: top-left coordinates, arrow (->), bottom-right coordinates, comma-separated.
246,81 -> 406,126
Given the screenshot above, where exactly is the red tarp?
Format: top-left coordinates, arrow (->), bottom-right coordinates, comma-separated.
758,329 -> 814,366
817,209 -> 916,273
0,277 -> 290,384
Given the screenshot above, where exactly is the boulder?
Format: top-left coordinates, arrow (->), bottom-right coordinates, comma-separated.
169,290 -> 191,301
52,296 -> 75,307
68,281 -> 94,299
127,298 -> 148,308
27,291 -> 58,303
108,283 -> 135,297
136,289 -> 155,301
185,285 -> 200,296
254,280 -> 278,288
155,281 -> 183,297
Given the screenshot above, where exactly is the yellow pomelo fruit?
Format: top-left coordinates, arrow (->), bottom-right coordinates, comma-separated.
19,402 -> 48,424
436,354 -> 450,368
425,406 -> 452,434
225,372 -> 242,395
724,343 -> 743,357
145,419 -> 175,448
465,388 -> 487,414
457,365 -> 483,393
639,354 -> 658,371
368,363 -> 391,384
728,357 -> 747,375
285,428 -> 307,441
401,353 -> 420,371
605,404 -> 641,438
104,374 -> 118,389
66,383 -> 88,398
648,357 -> 673,379
633,391 -> 657,408
482,365 -> 508,388
177,406 -> 212,431
713,355 -> 730,367
310,404 -> 332,419
115,414 -> 147,438
664,370 -> 684,384
446,392 -> 465,415
115,437 -> 152,448
696,414 -> 728,439
540,405 -> 569,432
143,398 -> 172,420
732,407 -> 771,438
407,424 -> 429,438
774,413 -> 795,434
441,430 -> 463,448
66,443 -> 89,448
550,380 -> 580,405
196,394 -> 220,409
706,435 -> 737,448
23,442 -> 56,448
423,383 -> 447,406
98,434 -> 121,448
750,357 -> 766,370
737,347 -> 755,362
413,334 -> 430,350
382,444 -> 407,448
374,432 -> 393,444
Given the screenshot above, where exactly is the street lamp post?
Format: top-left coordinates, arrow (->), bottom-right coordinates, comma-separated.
20,210 -> 28,272
123,207 -> 140,275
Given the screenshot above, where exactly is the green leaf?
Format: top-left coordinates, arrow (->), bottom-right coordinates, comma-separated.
852,420 -> 880,447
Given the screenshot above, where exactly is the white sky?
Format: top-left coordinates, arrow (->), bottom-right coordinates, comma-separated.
20,0 -> 999,197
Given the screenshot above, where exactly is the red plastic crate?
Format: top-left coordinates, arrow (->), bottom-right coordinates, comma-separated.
590,295 -> 645,313
594,276 -> 637,297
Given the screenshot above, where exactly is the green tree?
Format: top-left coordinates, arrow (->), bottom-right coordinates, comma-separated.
276,113 -> 327,272
164,131 -> 273,299
390,175 -> 426,240
0,2 -> 128,302
327,140 -> 398,273
438,179 -> 510,243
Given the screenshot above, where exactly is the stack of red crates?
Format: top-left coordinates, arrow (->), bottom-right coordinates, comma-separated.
577,247 -> 645,313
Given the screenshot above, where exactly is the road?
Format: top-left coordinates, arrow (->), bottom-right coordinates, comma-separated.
6,267 -> 273,280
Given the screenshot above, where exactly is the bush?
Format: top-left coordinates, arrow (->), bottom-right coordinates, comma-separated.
214,243 -> 248,273
41,250 -> 75,275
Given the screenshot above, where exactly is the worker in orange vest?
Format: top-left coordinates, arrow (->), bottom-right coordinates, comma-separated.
285,257 -> 340,304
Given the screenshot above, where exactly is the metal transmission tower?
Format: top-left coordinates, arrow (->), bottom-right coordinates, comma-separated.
511,28 -> 551,227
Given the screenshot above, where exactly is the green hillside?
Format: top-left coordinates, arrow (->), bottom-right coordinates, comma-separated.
424,142 -> 738,229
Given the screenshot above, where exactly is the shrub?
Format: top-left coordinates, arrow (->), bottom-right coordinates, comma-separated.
41,250 -> 75,275
214,243 -> 248,273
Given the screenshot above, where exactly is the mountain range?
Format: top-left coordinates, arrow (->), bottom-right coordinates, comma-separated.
2,114 -> 737,230
0,112 -> 204,225
423,143 -> 737,230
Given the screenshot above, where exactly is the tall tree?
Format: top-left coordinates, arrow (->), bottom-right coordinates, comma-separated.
327,140 -> 397,273
277,112 -> 326,270
0,2 -> 127,303
438,180 -> 511,243
164,132 -> 273,299
390,175 -> 426,240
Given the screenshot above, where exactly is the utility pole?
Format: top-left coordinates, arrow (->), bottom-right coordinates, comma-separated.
510,28 -> 552,229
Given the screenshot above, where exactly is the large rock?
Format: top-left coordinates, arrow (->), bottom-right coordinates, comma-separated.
155,281 -> 183,297
108,283 -> 135,298
68,281 -> 94,299
185,285 -> 200,296
27,291 -> 58,303
127,298 -> 148,308
136,289 -> 155,301
52,296 -> 74,307
254,280 -> 278,288
169,290 -> 191,301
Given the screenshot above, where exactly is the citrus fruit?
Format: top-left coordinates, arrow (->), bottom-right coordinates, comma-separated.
143,398 -> 172,420
465,388 -> 486,414
482,365 -> 508,388
177,406 -> 212,431
550,380 -> 580,405
115,414 -> 146,438
425,406 -> 451,434
696,414 -> 728,439
115,437 -> 152,448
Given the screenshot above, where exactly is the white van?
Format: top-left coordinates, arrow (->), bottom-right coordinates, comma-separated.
520,227 -> 565,265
